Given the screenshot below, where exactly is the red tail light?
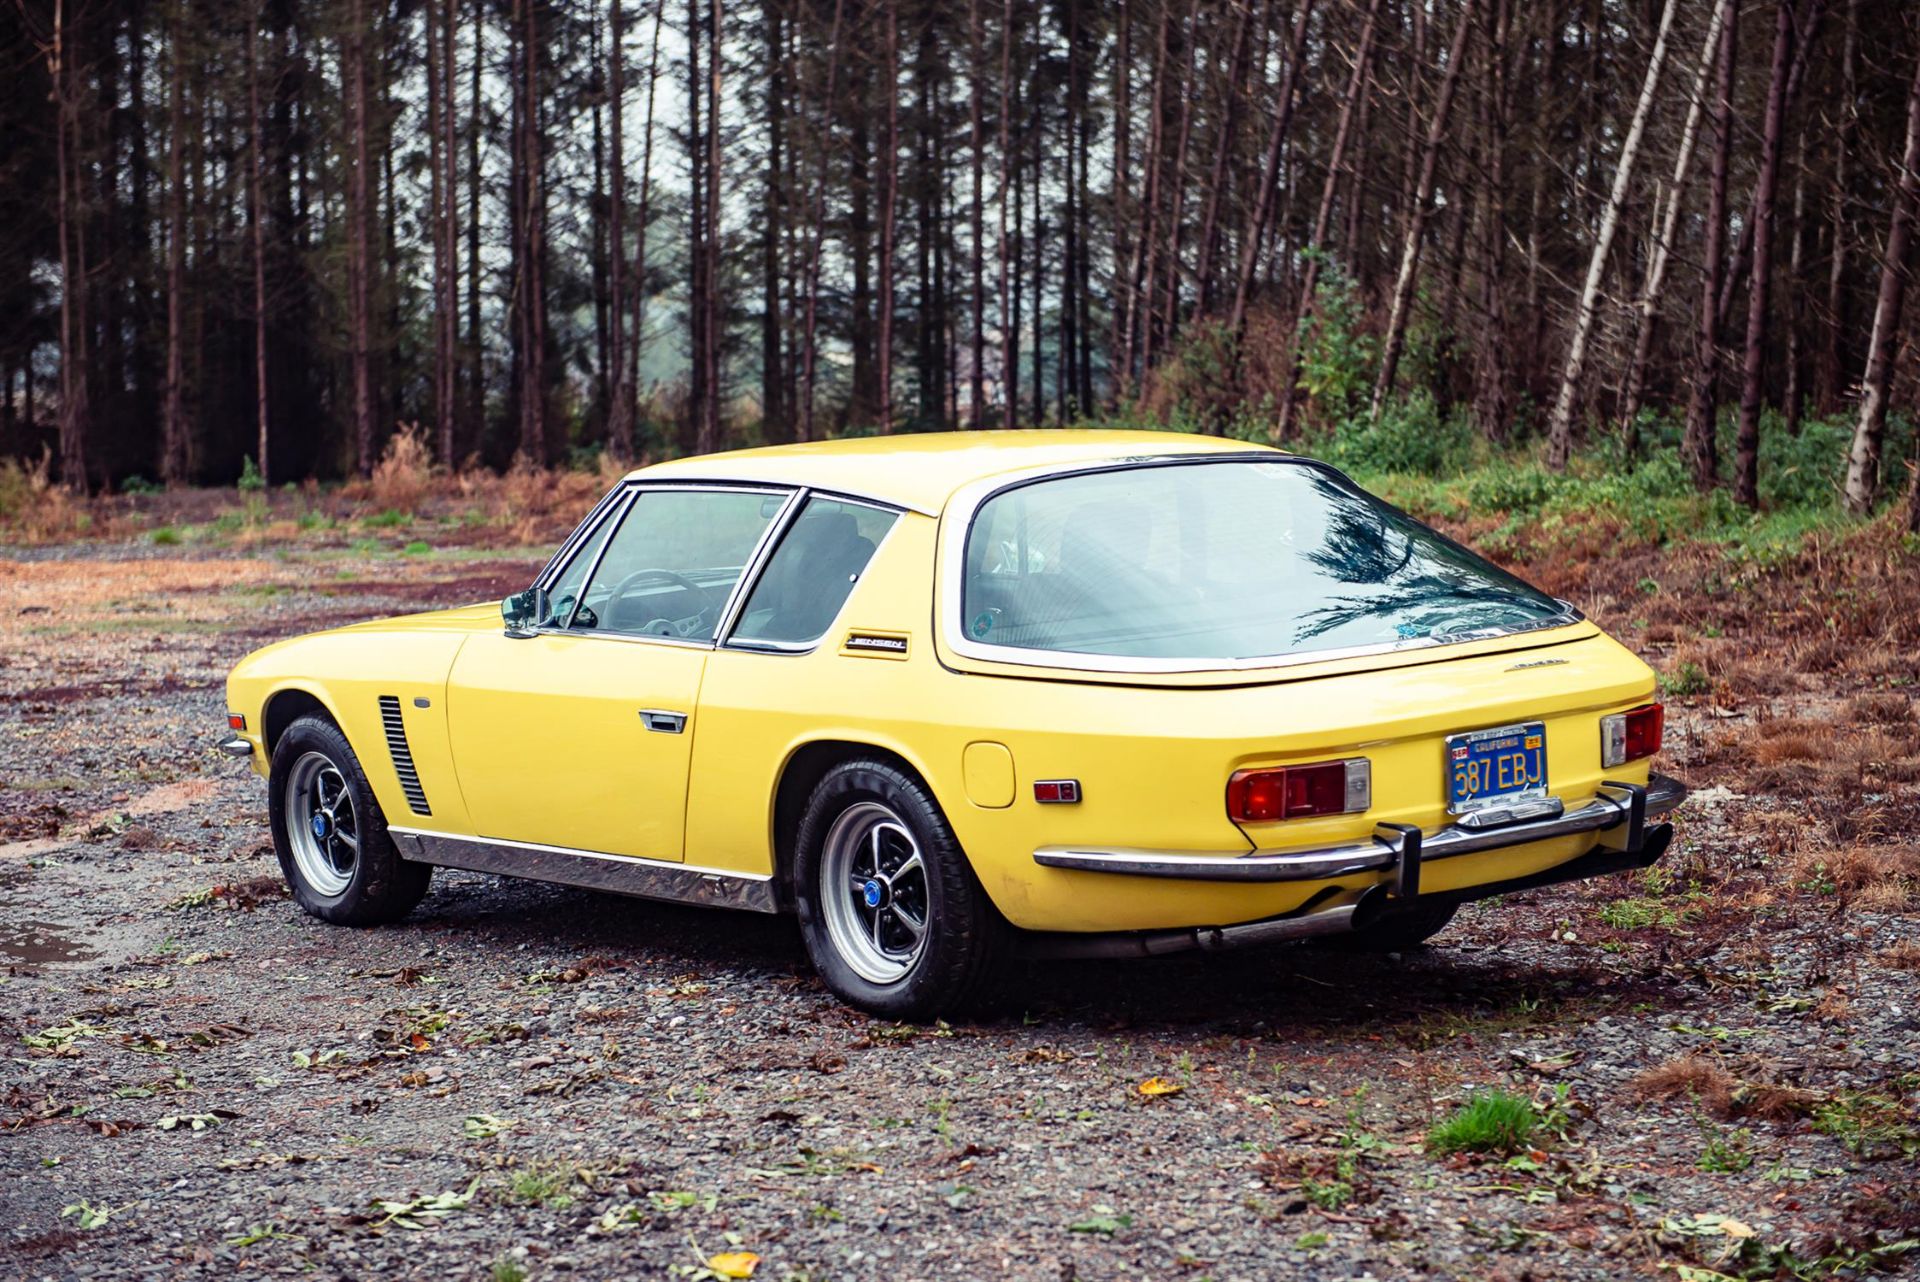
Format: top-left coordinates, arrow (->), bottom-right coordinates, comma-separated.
1624,702 -> 1664,760
1227,759 -> 1371,822
1601,702 -> 1664,766
228,713 -> 247,731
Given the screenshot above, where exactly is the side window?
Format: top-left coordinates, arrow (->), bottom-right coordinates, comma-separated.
730,498 -> 897,646
571,489 -> 783,638
539,498 -> 625,628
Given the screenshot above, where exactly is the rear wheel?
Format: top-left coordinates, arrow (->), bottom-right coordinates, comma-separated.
269,715 -> 430,925
1323,900 -> 1458,952
792,760 -> 1003,1019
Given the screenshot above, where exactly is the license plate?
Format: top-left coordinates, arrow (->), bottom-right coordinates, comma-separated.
1446,722 -> 1547,814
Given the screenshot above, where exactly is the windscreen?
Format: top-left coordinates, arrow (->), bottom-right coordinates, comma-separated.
959,459 -> 1570,663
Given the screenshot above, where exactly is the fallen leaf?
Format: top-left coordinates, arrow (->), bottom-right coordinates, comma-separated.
1137,1077 -> 1184,1097
707,1250 -> 760,1278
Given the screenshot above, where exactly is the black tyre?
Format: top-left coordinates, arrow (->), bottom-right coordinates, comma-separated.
1322,900 -> 1458,952
792,759 -> 1004,1019
268,714 -> 430,926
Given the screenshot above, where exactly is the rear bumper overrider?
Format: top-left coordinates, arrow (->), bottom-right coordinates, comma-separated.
1019,773 -> 1685,960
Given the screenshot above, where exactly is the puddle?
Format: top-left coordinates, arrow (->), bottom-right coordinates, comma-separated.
0,919 -> 99,964
0,855 -> 100,965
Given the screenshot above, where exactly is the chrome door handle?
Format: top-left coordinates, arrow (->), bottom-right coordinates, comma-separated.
639,709 -> 688,734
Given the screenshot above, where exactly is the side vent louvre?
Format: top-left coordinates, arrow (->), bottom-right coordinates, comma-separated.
379,696 -> 432,815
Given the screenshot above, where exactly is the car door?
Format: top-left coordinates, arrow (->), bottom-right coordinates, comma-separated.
446,485 -> 790,860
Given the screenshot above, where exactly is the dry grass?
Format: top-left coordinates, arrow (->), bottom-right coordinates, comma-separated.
1879,939 -> 1920,969
1787,845 -> 1920,905
0,453 -> 97,544
1849,693 -> 1917,726
1629,1055 -> 1737,1117
366,423 -> 435,512
1628,1055 -> 1821,1123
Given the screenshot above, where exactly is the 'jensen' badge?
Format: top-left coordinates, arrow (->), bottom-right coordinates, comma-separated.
843,631 -> 910,659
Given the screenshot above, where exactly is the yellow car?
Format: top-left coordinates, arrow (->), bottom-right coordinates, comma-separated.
222,431 -> 1684,1017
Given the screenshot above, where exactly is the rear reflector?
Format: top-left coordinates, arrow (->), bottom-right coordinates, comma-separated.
1227,759 -> 1370,823
1600,702 -> 1664,767
227,713 -> 247,732
1033,779 -> 1081,804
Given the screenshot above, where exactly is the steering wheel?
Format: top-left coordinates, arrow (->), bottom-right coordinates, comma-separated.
605,568 -> 712,636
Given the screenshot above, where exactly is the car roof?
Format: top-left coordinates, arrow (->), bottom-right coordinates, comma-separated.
625,429 -> 1281,514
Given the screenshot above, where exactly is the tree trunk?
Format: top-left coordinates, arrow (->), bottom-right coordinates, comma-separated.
161,0 -> 188,485
1543,0 -> 1677,469
1683,0 -> 1738,492
53,0 -> 90,490
685,0 -> 706,451
428,0 -> 449,464
877,0 -> 899,433
520,0 -> 548,463
1195,0 -> 1256,322
247,0 -> 270,484
467,0 -> 484,444
1148,9 -> 1198,372
966,0 -> 985,427
1620,0 -> 1730,441
1471,0 -> 1513,442
1275,0 -> 1382,439
799,0 -> 847,443
1368,0 -> 1477,422
607,0 -> 633,459
1229,0 -> 1313,338
1109,0 -> 1131,401
999,0 -> 1016,427
1819,0 -> 1858,412
1842,35 -> 1920,514
346,0 -> 374,475
1783,124 -> 1808,436
632,0 -> 665,441
701,0 -> 724,452
1733,0 -> 1806,510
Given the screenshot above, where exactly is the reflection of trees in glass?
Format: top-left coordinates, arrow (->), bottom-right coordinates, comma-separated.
1294,470 -> 1563,643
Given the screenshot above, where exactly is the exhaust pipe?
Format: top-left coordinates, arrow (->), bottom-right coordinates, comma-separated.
1020,897 -> 1364,961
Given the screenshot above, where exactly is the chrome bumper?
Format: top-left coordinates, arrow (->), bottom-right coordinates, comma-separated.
1033,773 -> 1687,884
217,736 -> 256,760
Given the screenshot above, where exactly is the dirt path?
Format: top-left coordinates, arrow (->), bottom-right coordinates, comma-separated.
3,541 -> 1917,1281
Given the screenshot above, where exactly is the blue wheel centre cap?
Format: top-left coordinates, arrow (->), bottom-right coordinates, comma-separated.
862,879 -> 883,908
311,813 -> 331,839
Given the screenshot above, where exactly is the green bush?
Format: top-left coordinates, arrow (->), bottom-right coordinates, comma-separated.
1320,393 -> 1475,478
1294,259 -> 1376,427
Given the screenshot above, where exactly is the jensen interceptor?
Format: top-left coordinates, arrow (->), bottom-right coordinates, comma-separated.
222,431 -> 1685,1016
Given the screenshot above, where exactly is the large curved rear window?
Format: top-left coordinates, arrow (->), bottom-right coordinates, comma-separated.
959,459 -> 1570,663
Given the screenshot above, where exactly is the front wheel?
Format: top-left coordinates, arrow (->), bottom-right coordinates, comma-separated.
792,760 -> 1004,1019
268,715 -> 430,925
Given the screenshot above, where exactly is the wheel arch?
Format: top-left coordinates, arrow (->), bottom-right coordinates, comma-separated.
771,738 -> 954,910
262,685 -> 344,757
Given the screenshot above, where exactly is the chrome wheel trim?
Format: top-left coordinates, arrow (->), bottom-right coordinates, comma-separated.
285,751 -> 359,899
818,801 -> 930,986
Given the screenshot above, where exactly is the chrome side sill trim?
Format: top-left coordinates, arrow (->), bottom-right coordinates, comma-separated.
1032,772 -> 1687,883
217,736 -> 255,759
389,827 -> 778,913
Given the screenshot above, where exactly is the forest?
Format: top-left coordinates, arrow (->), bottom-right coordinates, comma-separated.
3,0 -> 1919,526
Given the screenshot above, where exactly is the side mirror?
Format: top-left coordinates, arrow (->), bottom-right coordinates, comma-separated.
502,587 -> 547,638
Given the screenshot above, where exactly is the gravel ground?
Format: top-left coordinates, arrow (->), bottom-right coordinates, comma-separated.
3,540 -> 1918,1282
